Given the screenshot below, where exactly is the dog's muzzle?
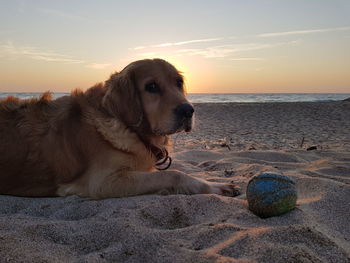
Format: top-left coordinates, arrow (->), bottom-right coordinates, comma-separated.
174,103 -> 194,119
173,103 -> 194,132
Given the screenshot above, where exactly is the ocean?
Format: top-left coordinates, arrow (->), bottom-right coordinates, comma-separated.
0,92 -> 349,103
187,93 -> 350,103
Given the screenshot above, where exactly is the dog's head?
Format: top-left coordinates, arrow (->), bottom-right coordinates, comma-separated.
102,59 -> 194,135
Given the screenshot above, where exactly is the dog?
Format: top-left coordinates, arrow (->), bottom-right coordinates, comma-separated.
0,59 -> 239,198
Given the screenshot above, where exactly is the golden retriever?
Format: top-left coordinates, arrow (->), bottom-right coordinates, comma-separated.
0,59 -> 239,199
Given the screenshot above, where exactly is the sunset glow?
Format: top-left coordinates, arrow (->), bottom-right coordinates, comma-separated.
1,1 -> 349,93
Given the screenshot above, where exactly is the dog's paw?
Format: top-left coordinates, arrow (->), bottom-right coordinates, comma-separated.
208,182 -> 241,197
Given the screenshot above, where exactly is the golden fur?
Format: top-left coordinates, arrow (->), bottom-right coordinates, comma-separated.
0,59 -> 239,198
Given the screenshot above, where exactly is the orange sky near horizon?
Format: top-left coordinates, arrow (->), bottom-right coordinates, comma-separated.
1,1 -> 350,94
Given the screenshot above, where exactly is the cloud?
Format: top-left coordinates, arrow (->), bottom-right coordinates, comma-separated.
154,37 -> 222,47
0,42 -> 85,64
131,34 -> 303,60
86,63 -> 112,69
174,46 -> 235,58
171,40 -> 300,59
230,57 -> 264,61
0,42 -> 110,69
258,26 -> 350,37
133,46 -> 146,50
133,37 -> 222,50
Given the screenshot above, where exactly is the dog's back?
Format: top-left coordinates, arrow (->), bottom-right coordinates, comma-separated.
0,93 -> 87,196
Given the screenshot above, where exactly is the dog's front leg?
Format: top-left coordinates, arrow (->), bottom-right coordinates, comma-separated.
89,170 -> 240,199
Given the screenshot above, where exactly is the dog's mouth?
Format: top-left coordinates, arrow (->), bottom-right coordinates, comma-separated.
175,117 -> 193,133
152,117 -> 193,136
172,103 -> 194,134
170,115 -> 194,135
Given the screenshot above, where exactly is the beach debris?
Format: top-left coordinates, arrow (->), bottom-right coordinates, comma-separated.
220,142 -> 231,150
218,137 -> 232,150
197,160 -> 217,170
204,144 -> 211,150
246,173 -> 297,218
241,172 -> 255,178
306,146 -> 317,151
299,136 -> 305,148
224,169 -> 235,176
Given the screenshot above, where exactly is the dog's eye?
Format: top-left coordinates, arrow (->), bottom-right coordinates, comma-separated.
176,79 -> 183,89
145,82 -> 160,93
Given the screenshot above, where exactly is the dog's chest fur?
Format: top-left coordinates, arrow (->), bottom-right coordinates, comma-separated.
83,107 -> 159,172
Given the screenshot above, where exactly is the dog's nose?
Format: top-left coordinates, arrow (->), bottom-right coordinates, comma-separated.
174,103 -> 194,118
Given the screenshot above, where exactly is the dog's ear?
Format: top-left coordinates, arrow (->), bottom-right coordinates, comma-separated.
102,69 -> 143,127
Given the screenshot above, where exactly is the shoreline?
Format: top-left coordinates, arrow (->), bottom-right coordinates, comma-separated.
1,92 -> 350,104
192,99 -> 350,104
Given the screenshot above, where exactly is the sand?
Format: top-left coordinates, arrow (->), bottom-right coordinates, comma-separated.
1,101 -> 349,263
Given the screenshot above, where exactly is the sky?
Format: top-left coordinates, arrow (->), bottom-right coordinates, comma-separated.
0,0 -> 350,93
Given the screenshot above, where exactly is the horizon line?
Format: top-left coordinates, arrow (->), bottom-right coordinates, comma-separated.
1,91 -> 349,94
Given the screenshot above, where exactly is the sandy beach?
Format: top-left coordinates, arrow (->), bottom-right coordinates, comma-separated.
1,101 -> 349,263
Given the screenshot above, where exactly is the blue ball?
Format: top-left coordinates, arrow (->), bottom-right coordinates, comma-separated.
246,173 -> 297,218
